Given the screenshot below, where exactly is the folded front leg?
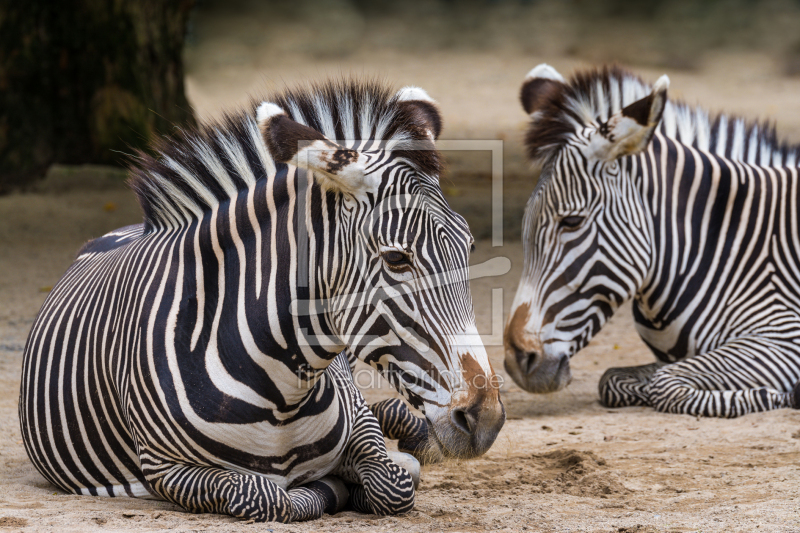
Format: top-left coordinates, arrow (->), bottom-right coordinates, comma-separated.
369,398 -> 435,462
599,362 -> 666,407
147,463 -> 346,522
287,477 -> 349,521
648,338 -> 798,417
335,402 -> 416,516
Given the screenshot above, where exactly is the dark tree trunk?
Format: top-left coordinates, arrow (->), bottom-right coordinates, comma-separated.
0,0 -> 196,193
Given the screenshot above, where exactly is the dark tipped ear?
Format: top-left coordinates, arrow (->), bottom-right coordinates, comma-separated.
520,64 -> 567,115
256,101 -> 377,194
256,102 -> 327,163
622,74 -> 669,127
395,86 -> 442,140
595,75 -> 670,161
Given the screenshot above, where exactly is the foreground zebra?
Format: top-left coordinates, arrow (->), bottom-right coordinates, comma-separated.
19,79 -> 505,522
504,64 -> 800,418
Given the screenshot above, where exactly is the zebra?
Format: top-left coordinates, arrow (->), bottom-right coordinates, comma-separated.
19,79 -> 505,522
504,63 -> 800,418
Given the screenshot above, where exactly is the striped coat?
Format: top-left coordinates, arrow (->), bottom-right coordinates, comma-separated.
505,64 -> 800,418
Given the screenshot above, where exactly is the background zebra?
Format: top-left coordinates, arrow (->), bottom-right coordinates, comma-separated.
504,64 -> 800,418
19,79 -> 505,522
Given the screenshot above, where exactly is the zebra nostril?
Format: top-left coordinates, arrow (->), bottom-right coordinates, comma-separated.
517,350 -> 539,377
526,352 -> 540,376
450,407 -> 475,435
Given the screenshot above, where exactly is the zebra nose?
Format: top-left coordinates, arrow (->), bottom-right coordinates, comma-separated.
450,407 -> 476,435
436,387 -> 506,458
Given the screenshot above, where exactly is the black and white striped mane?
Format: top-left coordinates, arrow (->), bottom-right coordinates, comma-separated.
524,65 -> 800,169
129,79 -> 443,230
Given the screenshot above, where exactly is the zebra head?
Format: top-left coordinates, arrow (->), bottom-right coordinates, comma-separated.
504,65 -> 669,393
258,84 -> 505,459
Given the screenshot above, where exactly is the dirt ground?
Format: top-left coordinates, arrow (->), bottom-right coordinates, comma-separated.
3,48 -> 800,532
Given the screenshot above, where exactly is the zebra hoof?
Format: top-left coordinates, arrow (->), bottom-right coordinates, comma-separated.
317,476 -> 350,514
387,451 -> 420,489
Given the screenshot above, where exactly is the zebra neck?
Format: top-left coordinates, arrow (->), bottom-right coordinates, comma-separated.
181,167 -> 346,410
636,135 -> 705,325
634,134 -> 787,336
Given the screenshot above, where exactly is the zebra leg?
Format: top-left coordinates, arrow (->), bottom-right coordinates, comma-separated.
286,476 -> 350,521
599,362 -> 666,407
343,350 -> 437,464
369,398 -> 435,462
647,340 -> 796,417
148,464 -> 347,522
334,401 -> 416,516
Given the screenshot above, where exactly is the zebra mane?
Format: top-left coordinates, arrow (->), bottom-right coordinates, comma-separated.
524,65 -> 800,169
128,79 -> 443,230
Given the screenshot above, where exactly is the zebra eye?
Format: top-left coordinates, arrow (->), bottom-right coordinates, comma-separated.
382,250 -> 411,268
560,216 -> 585,230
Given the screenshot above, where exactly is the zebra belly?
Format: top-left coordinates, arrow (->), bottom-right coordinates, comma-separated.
21,307 -> 359,497
21,318 -> 358,497
170,369 -> 359,491
633,291 -> 800,366
20,224 -> 361,497
19,339 -> 152,497
21,329 -> 357,497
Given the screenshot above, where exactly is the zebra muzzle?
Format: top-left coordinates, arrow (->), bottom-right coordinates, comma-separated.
505,344 -> 572,394
426,393 -> 506,460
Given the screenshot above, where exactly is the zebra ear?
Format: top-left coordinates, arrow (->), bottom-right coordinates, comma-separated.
520,64 -> 567,115
256,102 -> 377,195
395,86 -> 442,140
598,75 -> 670,160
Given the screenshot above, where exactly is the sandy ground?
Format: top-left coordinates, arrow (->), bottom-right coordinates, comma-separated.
3,47 -> 800,531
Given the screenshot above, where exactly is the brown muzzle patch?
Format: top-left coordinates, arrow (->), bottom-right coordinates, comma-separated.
458,353 -> 501,407
504,302 -> 540,354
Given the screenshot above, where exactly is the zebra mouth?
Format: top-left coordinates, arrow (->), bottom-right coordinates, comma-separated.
424,419 -> 452,461
506,350 -> 572,393
425,420 -> 445,453
556,352 -> 571,383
